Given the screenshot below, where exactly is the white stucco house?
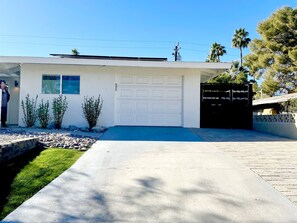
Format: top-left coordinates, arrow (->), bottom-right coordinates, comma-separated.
0,55 -> 231,128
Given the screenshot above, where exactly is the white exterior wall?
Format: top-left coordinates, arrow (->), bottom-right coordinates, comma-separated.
253,114 -> 297,140
253,122 -> 297,140
19,64 -> 202,128
19,64 -> 115,127
183,70 -> 201,128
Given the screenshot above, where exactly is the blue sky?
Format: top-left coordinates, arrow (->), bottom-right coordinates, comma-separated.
0,0 -> 296,62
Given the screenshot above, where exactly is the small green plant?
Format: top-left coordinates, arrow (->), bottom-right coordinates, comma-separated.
37,99 -> 50,129
82,95 -> 103,130
71,48 -> 79,55
52,95 -> 68,129
21,94 -> 38,127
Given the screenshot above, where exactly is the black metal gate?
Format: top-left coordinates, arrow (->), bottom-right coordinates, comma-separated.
200,83 -> 253,129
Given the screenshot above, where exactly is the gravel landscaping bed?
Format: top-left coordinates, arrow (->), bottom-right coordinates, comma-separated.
0,128 -> 105,150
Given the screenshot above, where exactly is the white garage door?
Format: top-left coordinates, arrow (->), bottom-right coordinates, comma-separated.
115,74 -> 182,126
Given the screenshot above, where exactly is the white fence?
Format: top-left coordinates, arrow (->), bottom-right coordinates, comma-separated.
253,113 -> 297,139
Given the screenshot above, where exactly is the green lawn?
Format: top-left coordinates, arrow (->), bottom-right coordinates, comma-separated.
0,148 -> 83,220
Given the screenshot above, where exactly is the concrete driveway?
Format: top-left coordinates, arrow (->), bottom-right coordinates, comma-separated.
4,127 -> 297,223
192,128 -> 297,205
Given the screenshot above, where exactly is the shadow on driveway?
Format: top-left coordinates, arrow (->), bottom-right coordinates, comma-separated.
99,126 -> 294,142
99,126 -> 203,142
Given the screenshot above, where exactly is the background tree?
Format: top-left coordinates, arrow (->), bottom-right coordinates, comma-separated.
207,61 -> 249,84
280,98 -> 297,113
71,48 -> 80,56
207,72 -> 232,84
244,7 -> 297,95
232,63 -> 249,84
206,42 -> 226,62
260,74 -> 280,96
232,28 -> 251,66
252,81 -> 263,99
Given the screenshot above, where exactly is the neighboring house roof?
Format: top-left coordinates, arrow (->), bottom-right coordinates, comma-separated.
50,54 -> 168,62
253,93 -> 297,106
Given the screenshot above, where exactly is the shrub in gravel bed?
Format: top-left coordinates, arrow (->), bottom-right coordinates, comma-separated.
21,94 -> 38,127
52,95 -> 68,129
82,95 -> 103,130
37,99 -> 51,129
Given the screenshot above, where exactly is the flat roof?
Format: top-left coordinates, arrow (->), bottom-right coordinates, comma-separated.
50,54 -> 168,62
0,56 -> 232,71
253,93 -> 297,106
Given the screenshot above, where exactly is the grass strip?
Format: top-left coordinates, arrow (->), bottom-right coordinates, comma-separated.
0,148 -> 83,219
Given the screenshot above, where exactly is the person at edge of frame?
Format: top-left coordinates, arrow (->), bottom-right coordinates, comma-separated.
1,80 -> 10,127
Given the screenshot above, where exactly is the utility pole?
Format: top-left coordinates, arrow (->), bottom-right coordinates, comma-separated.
172,42 -> 181,61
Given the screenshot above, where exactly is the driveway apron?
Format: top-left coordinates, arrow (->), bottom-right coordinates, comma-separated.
3,127 -> 297,223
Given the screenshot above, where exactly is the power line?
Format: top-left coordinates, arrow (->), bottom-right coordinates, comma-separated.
0,34 -> 176,44
0,34 -> 236,50
0,34 -> 241,60
0,41 -> 171,49
0,40 -> 239,57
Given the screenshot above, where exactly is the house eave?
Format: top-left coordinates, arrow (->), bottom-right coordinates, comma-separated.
0,56 -> 232,70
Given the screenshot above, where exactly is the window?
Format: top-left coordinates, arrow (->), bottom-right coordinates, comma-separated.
62,76 -> 80,94
42,75 -> 80,94
42,75 -> 60,94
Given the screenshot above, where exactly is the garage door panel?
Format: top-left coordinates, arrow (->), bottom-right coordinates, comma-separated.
116,74 -> 182,126
135,76 -> 150,84
152,76 -> 164,85
118,114 -> 133,124
135,89 -> 148,97
166,114 -> 181,125
167,102 -> 182,113
152,89 -> 164,98
119,88 -> 133,97
167,89 -> 182,99
120,75 -> 134,84
135,102 -> 149,112
151,102 -> 164,113
167,76 -> 182,86
118,101 -> 133,113
135,114 -> 149,123
151,114 -> 164,124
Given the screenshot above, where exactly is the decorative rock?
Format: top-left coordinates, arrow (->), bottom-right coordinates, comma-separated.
0,127 -> 102,151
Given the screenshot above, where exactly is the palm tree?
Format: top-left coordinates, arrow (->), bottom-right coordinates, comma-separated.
214,43 -> 227,62
229,61 -> 249,84
206,51 -> 216,62
232,28 -> 251,66
207,42 -> 226,62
